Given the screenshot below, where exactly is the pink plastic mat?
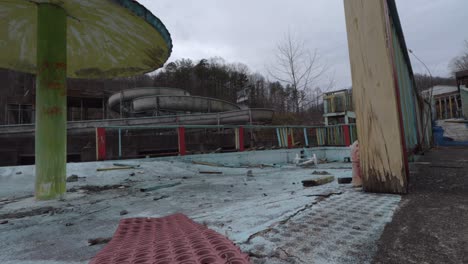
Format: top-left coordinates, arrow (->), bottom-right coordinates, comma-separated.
89,213 -> 250,264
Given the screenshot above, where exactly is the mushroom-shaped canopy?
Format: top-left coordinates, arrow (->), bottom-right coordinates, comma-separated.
0,0 -> 172,78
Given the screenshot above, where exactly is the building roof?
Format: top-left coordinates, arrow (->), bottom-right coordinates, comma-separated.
421,85 -> 459,97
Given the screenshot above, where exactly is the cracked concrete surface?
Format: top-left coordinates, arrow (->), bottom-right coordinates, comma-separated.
0,154 -> 400,264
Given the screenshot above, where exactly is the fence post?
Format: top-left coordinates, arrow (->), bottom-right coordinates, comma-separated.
178,126 -> 186,156
238,126 -> 245,152
235,128 -> 239,150
343,125 -> 351,146
118,128 -> 122,159
96,127 -> 106,161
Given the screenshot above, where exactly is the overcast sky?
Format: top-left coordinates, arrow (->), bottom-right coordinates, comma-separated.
139,0 -> 468,89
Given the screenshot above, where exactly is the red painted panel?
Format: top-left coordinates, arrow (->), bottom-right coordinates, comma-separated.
343,125 -> 351,146
238,126 -> 245,152
96,128 -> 106,161
287,130 -> 292,149
178,127 -> 186,156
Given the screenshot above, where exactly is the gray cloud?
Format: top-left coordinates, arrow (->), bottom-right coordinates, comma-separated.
139,0 -> 468,89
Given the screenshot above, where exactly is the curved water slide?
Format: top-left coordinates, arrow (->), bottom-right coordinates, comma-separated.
107,87 -> 273,124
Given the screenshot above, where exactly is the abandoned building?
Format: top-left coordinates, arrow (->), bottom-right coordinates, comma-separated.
323,89 -> 355,125
0,68 -> 278,166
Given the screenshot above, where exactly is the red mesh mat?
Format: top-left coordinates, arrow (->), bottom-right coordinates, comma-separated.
89,213 -> 250,264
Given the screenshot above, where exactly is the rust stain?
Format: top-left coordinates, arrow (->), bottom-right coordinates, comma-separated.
37,61 -> 67,75
54,62 -> 67,70
43,106 -> 62,116
46,81 -> 64,90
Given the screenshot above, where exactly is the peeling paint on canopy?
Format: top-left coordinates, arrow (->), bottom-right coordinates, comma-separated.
0,0 -> 172,79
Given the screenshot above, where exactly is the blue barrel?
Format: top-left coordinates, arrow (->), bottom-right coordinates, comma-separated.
432,126 -> 444,146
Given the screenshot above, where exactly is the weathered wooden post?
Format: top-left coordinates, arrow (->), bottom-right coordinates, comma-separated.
344,0 -> 424,194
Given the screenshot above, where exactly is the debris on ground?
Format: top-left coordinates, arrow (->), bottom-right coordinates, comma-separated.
0,206 -> 55,220
0,220 -> 8,224
192,160 -> 222,167
69,185 -> 128,193
15,171 -> 22,175
199,171 -> 223,174
311,171 -> 330,175
139,182 -> 181,192
192,160 -> 273,169
119,210 -> 128,216
210,147 -> 222,153
302,176 -> 335,187
0,157 -> 401,263
65,223 -> 74,227
66,175 -> 79,182
113,163 -> 140,168
96,166 -> 135,172
247,170 -> 254,177
338,177 -> 353,184
297,154 -> 318,167
129,173 -> 135,177
153,195 -> 169,201
88,237 -> 112,246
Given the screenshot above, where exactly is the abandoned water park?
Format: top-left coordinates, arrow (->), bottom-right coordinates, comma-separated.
0,0 -> 467,264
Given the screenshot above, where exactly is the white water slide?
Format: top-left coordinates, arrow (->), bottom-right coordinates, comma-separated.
107,87 -> 274,124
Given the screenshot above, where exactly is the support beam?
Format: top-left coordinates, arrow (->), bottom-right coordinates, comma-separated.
118,128 -> 122,158
35,4 -> 67,200
449,96 -> 453,119
438,98 -> 442,120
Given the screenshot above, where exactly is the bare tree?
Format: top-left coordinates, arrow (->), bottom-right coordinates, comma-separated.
268,32 -> 327,113
450,40 -> 468,74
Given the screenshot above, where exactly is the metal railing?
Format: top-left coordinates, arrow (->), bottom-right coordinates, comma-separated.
95,124 -> 358,161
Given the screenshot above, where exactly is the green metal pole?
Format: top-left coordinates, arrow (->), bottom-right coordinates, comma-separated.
35,4 -> 67,200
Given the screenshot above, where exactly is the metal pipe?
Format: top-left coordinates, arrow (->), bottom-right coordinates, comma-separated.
104,124 -> 350,130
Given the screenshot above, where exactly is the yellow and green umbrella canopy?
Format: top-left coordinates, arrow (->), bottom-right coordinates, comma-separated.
0,0 -> 172,200
0,0 -> 172,78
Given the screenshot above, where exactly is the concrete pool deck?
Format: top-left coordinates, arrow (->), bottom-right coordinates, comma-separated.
0,149 -> 401,264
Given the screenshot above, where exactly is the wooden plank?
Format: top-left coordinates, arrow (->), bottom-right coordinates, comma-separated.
344,0 -> 408,194
302,176 -> 335,187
